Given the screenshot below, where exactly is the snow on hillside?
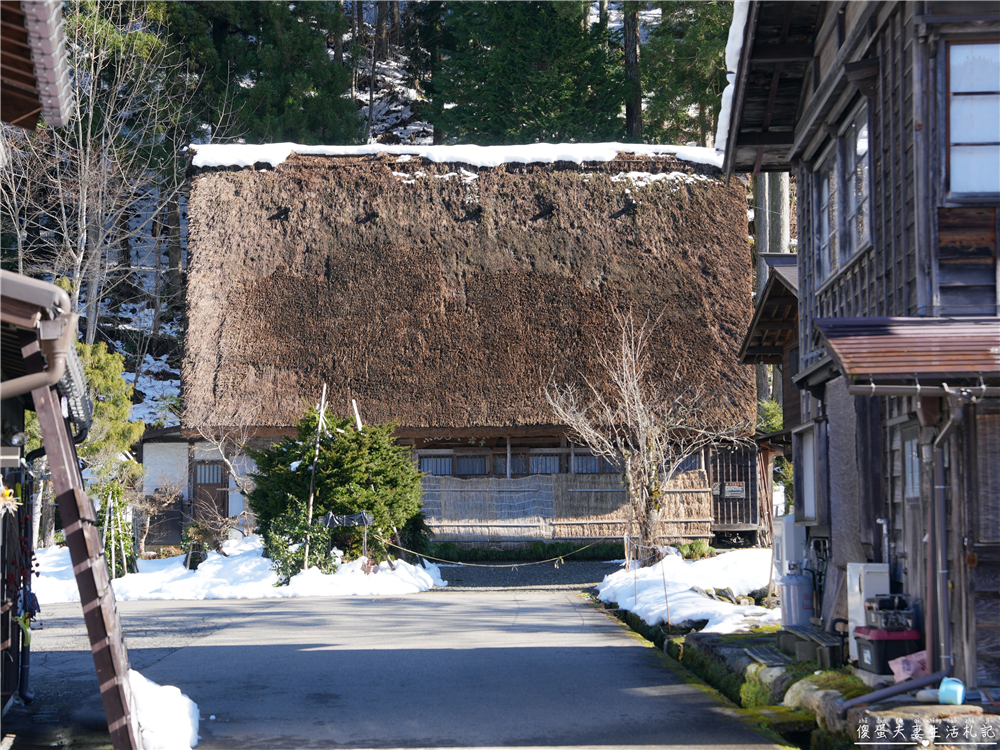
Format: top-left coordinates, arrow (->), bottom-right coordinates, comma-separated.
33,535 -> 446,604
597,549 -> 780,634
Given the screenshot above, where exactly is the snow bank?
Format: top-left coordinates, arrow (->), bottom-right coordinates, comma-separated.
129,670 -> 199,750
714,0 -> 751,157
34,536 -> 446,604
190,141 -> 723,171
596,548 -> 780,634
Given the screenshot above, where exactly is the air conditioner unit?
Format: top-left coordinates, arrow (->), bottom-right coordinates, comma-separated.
846,562 -> 890,663
772,514 -> 807,580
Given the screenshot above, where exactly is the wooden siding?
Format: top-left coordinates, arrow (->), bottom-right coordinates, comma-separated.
937,208 -> 999,316
797,4 -> 920,369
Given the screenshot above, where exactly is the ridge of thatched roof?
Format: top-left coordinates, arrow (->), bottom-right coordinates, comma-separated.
189,141 -> 724,171
183,148 -> 754,432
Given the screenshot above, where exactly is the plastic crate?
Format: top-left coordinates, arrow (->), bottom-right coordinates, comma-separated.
854,626 -> 922,674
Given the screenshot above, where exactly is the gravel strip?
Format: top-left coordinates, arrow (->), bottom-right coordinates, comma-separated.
433,559 -> 623,591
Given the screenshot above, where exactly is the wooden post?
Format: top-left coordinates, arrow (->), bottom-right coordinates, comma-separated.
32,384 -> 142,750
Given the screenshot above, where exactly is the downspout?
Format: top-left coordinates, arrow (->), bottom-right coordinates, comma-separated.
840,392 -> 961,718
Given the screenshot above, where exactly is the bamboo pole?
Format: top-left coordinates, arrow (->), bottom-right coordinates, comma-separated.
303,384 -> 328,571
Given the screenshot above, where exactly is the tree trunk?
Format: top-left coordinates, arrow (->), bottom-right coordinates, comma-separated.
599,0 -> 608,29
376,1 -> 388,60
390,0 -> 400,48
367,28 -> 378,142
84,221 -> 101,345
39,482 -> 55,549
767,171 -> 790,254
624,2 -> 642,140
166,195 -> 183,308
333,0 -> 344,65
136,512 -> 150,559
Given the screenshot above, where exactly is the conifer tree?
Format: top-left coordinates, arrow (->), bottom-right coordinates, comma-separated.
166,1 -> 361,144
643,1 -> 730,146
430,1 -> 624,145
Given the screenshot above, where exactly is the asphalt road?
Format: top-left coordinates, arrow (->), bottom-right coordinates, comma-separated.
3,567 -> 780,750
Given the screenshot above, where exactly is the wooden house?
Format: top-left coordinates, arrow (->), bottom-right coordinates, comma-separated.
722,1 -> 1000,688
167,143 -> 759,547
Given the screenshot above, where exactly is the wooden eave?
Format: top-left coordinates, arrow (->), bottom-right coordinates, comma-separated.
739,267 -> 800,365
815,317 -> 1000,385
0,1 -> 41,129
724,0 -> 823,177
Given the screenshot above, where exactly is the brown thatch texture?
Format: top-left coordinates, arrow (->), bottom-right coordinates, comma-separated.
183,151 -> 754,430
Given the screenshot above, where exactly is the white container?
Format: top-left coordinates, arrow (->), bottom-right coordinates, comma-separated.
846,562 -> 890,663
780,571 -> 814,627
772,514 -> 807,581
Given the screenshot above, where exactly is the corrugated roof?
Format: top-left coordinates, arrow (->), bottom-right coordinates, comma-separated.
815,317 -> 1000,382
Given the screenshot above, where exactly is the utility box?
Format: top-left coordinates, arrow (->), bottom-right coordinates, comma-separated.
847,562 -> 890,664
772,514 -> 807,580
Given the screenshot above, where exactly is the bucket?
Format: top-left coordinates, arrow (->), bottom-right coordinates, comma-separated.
939,677 -> 965,705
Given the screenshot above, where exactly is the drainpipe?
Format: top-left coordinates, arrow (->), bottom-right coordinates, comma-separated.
840,391 -> 963,718
876,517 -> 890,564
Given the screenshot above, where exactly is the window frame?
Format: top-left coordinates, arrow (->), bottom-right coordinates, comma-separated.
945,39 -> 1000,202
813,102 -> 874,290
814,144 -> 839,284
840,104 -> 872,264
792,419 -> 829,526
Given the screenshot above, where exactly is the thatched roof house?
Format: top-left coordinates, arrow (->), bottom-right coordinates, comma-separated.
183,143 -> 754,437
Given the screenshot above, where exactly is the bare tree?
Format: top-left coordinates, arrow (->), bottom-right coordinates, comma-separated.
195,423 -> 258,498
0,1 -> 197,344
131,473 -> 184,559
546,311 -> 753,566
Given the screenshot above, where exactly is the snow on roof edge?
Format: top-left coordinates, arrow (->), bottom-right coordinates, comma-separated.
189,141 -> 723,171
714,0 -> 751,160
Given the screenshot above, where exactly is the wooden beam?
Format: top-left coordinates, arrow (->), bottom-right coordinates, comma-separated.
737,131 -> 797,147
750,42 -> 814,63
745,346 -> 784,356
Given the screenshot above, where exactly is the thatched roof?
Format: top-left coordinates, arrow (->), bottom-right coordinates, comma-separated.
183,145 -> 755,432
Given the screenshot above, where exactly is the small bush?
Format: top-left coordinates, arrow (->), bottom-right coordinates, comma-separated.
264,495 -> 338,585
676,540 -> 714,560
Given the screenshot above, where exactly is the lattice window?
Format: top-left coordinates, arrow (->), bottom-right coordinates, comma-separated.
976,406 -> 1000,545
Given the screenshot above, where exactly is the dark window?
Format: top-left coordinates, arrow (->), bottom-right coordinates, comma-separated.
573,454 -> 600,474
493,453 -> 527,476
420,456 -> 452,476
529,455 -> 560,475
455,455 -> 489,476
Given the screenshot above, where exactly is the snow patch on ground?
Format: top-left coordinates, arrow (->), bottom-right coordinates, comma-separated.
129,669 -> 199,749
191,142 -> 723,171
596,549 -> 780,634
33,536 -> 446,604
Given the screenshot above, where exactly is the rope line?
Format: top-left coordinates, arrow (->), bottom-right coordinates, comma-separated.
373,533 -> 602,570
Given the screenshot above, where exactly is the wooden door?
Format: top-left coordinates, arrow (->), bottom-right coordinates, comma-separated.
193,461 -> 228,521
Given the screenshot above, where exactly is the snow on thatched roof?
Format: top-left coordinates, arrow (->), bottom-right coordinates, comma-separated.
182,144 -> 754,432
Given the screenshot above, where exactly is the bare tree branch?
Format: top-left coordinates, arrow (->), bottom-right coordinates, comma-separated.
546,310 -> 753,566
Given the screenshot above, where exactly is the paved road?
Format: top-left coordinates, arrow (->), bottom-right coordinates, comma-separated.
4,571 -> 780,749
